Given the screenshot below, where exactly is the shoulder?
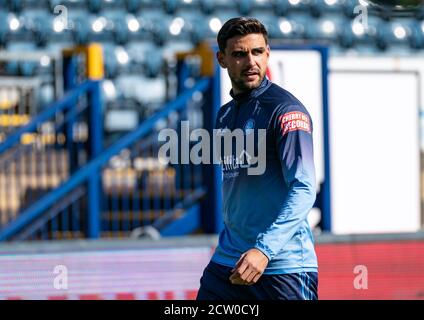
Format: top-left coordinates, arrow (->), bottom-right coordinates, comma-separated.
261,83 -> 309,114
259,83 -> 312,127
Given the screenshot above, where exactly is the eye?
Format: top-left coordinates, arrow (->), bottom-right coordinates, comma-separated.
252,49 -> 264,55
232,51 -> 245,58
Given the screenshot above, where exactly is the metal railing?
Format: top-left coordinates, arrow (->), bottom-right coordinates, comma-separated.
0,77 -> 211,241
0,80 -> 102,240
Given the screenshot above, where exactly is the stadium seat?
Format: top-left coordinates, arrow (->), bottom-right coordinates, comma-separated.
341,0 -> 359,19
88,0 -> 103,14
409,20 -> 424,49
282,13 -> 315,40
71,15 -> 91,45
273,0 -> 290,16
310,15 -> 347,43
252,15 -> 280,39
125,0 -> 142,14
31,15 -> 51,47
283,0 -> 313,16
4,61 -> 19,76
150,20 -> 168,46
162,0 -> 179,15
7,0 -> 23,13
19,61 -> 37,76
309,0 -> 345,18
200,0 -> 215,14
104,49 -> 119,79
386,19 -> 413,44
112,17 -> 130,45
143,49 -> 164,78
0,11 -> 8,46
415,5 -> 424,19
237,0 -> 253,16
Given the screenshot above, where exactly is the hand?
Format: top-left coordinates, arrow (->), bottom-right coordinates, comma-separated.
229,248 -> 269,285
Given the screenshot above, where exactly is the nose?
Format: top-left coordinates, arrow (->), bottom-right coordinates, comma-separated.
246,53 -> 255,67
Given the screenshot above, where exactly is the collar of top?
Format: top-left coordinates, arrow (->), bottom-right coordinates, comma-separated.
230,76 -> 271,102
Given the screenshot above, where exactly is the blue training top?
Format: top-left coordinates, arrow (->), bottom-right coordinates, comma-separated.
211,77 -> 318,275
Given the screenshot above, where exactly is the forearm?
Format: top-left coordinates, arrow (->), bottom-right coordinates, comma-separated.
254,179 -> 316,261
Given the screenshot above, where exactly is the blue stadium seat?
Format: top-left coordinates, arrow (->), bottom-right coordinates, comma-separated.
237,0 -> 253,16
248,14 -> 281,39
143,49 -> 164,78
19,60 -> 37,76
104,48 -> 119,79
162,0 -> 179,15
415,5 -> 424,20
251,0 -> 274,10
166,16 -> 193,43
111,16 -> 130,45
88,0 -> 103,14
282,0 -> 313,16
71,15 -> 91,45
273,0 -> 290,16
200,0 -> 215,14
5,61 -> 19,75
151,24 -> 168,46
3,42 -> 37,76
125,42 -> 156,67
38,83 -> 55,107
181,14 -> 211,45
31,14 -> 52,47
5,41 -> 37,52
374,20 -> 393,50
0,11 -> 8,46
339,19 -> 356,48
310,15 -> 347,43
341,0 -> 359,19
309,0 -> 345,18
383,19 -> 422,50
162,40 -> 194,60
137,10 -> 170,45
283,14 -> 315,40
7,0 -> 23,13
409,20 -> 424,49
204,8 -> 241,34
203,0 -> 239,15
353,16 -> 389,50
125,0 -> 142,14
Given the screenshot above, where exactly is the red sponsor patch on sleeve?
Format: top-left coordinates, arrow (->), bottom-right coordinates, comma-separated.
278,111 -> 311,136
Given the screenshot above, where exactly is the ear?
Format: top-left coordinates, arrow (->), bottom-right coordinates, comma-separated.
265,45 -> 270,58
216,51 -> 227,69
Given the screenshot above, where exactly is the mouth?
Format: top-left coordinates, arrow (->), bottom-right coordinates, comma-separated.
243,70 -> 260,81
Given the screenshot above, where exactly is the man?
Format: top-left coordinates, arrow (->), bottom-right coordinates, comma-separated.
196,17 -> 318,300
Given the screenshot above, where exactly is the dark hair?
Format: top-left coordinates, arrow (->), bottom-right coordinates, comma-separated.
217,17 -> 268,53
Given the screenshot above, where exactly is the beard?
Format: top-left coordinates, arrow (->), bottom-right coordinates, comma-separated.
229,70 -> 265,94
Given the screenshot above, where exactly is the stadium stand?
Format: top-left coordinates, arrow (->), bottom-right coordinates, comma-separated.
0,0 -> 423,302
0,0 -> 423,241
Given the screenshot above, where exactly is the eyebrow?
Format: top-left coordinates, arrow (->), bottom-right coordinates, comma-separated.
230,47 -> 266,55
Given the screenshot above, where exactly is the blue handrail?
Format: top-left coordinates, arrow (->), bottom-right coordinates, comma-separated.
0,77 -> 211,241
0,81 -> 95,154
